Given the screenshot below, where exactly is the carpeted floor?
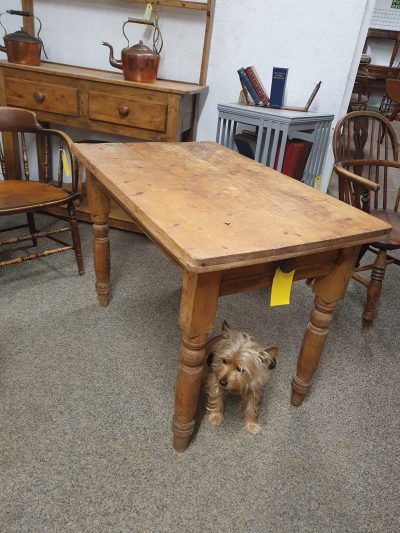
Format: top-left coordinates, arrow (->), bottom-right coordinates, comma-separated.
1,213 -> 399,532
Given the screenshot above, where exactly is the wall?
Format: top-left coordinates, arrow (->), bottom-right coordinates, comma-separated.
3,0 -> 372,191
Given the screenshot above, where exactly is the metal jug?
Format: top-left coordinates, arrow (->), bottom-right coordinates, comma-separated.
102,18 -> 163,83
0,10 -> 46,66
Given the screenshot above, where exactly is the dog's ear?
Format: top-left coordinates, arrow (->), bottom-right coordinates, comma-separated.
259,345 -> 278,370
222,320 -> 231,337
206,352 -> 215,368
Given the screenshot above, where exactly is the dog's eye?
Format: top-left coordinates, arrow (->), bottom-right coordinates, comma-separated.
222,358 -> 227,364
236,366 -> 244,373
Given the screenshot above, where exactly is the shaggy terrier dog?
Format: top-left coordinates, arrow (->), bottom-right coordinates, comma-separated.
205,321 -> 278,435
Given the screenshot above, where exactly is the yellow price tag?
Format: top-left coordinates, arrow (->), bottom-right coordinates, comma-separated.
144,3 -> 153,19
270,267 -> 295,306
313,175 -> 321,189
61,150 -> 70,177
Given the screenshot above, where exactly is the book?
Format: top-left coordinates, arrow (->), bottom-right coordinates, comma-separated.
245,66 -> 270,106
234,130 -> 257,159
238,75 -> 253,105
273,139 -> 312,180
237,68 -> 262,105
270,67 -> 288,108
296,141 -> 312,180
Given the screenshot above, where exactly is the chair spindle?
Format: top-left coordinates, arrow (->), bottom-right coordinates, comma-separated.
0,138 -> 7,178
20,133 -> 30,180
58,140 -> 64,187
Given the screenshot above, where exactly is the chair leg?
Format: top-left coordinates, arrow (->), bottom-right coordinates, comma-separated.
26,212 -> 38,247
356,244 -> 369,268
362,249 -> 387,333
67,201 -> 84,276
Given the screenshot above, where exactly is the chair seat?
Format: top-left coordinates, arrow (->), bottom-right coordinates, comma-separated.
0,180 -> 78,215
370,209 -> 400,249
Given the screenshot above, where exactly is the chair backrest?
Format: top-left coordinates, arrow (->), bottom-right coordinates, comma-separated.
0,107 -> 77,192
332,110 -> 400,212
386,78 -> 400,104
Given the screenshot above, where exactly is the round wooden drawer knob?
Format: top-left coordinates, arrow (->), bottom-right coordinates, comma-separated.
118,103 -> 130,117
33,90 -> 46,104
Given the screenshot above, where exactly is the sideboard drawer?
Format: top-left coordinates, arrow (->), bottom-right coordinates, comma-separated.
88,91 -> 167,132
5,78 -> 79,117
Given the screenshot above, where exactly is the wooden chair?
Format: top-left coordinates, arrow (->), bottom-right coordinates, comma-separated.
385,78 -> 400,121
0,107 -> 84,274
332,110 -> 400,332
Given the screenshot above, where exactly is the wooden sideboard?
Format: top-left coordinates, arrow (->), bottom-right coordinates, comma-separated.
0,60 -> 207,229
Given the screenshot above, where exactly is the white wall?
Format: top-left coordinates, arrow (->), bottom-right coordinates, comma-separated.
3,0 -> 373,191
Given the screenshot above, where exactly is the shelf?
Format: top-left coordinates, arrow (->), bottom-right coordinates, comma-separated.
127,0 -> 209,11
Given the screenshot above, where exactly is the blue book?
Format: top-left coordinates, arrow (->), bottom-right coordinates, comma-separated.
270,67 -> 288,108
237,68 -> 262,105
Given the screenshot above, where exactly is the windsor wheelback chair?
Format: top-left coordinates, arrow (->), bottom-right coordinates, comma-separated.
333,110 -> 400,332
0,107 -> 84,274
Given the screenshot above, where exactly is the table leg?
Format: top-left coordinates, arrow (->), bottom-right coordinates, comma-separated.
87,170 -> 111,307
291,246 -> 359,406
173,271 -> 221,452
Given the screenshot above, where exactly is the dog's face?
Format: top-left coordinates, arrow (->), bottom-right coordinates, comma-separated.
209,321 -> 276,393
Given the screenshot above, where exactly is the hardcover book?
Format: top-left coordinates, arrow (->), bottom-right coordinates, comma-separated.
238,76 -> 254,104
270,67 -> 288,108
234,131 -> 257,159
273,139 -> 312,180
245,66 -> 270,106
237,68 -> 262,105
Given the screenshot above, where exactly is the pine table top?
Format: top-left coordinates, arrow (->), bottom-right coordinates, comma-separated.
73,141 -> 391,272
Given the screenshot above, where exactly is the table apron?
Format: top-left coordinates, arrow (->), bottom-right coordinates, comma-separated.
219,249 -> 338,296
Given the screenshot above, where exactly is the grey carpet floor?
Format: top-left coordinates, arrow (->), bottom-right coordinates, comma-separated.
1,213 -> 399,533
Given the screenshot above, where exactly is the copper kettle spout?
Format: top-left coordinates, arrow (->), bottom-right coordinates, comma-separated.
0,44 -> 6,53
102,41 -> 123,70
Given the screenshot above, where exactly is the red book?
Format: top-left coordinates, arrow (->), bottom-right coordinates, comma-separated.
274,140 -> 310,180
245,66 -> 270,106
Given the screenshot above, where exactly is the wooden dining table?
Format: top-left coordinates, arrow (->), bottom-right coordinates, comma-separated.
72,141 -> 391,452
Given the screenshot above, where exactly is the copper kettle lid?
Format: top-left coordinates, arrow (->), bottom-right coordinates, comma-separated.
124,40 -> 158,56
5,28 -> 41,44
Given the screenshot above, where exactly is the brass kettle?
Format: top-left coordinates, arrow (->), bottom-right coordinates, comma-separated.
102,18 -> 162,83
0,10 -> 46,66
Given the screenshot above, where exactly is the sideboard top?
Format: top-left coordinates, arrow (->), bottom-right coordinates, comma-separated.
0,60 -> 207,95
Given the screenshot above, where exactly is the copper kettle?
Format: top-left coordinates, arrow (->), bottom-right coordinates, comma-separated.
102,18 -> 162,83
0,10 -> 46,66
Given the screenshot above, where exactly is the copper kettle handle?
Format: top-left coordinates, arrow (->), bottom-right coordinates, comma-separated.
118,103 -> 130,117
33,90 -> 45,103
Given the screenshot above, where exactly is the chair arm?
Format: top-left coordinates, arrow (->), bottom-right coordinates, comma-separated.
334,164 -> 380,192
341,158 -> 400,171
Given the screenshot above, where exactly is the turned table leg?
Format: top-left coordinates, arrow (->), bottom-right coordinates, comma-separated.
291,246 -> 360,406
87,170 -> 111,307
173,271 -> 220,452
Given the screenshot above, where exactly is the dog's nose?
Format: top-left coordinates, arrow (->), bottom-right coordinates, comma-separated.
219,378 -> 228,387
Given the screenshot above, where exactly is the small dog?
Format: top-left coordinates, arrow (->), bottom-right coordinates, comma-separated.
205,321 -> 278,435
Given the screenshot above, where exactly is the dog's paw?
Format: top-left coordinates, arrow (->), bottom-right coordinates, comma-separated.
245,421 -> 261,435
207,412 -> 224,427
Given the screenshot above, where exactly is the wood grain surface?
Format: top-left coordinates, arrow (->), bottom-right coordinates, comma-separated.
0,60 -> 205,95
73,141 -> 391,272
